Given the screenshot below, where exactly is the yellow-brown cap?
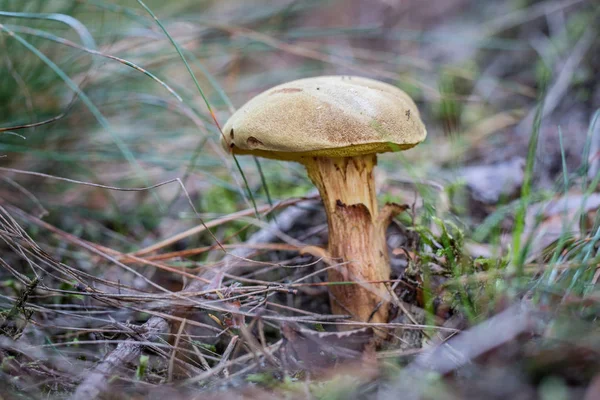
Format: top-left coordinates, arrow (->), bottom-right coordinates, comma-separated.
221,76 -> 426,161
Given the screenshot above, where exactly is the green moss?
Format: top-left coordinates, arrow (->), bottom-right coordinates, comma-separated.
201,185 -> 239,215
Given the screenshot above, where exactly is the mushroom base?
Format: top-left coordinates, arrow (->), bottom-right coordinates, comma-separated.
304,154 -> 400,329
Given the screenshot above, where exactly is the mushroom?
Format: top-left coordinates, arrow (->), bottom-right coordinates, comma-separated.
222,76 -> 426,327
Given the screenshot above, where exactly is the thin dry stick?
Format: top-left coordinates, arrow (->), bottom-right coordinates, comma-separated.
188,331 -> 211,371
218,335 -> 239,379
70,199 -> 314,399
168,319 -> 187,382
239,318 -> 279,367
143,242 -> 300,261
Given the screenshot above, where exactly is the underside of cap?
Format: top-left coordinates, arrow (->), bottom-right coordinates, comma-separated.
228,142 -> 420,161
222,76 -> 427,161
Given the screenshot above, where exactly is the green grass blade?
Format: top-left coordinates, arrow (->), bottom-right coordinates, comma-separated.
511,91 -> 546,273
0,11 -> 97,49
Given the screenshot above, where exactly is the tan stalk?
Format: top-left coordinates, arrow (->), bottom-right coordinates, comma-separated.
304,154 -> 403,325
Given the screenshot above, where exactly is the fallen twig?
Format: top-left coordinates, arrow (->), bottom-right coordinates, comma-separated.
70,316 -> 169,400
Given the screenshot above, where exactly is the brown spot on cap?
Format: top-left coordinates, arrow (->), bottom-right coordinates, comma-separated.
246,136 -> 263,148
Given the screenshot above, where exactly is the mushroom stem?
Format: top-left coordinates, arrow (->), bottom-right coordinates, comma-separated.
303,154 -> 392,326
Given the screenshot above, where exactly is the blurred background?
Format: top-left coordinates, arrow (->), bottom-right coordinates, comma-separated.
1,0 -> 598,234
1,0 -> 599,398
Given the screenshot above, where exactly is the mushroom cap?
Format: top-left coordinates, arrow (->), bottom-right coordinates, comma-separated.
221,76 -> 427,161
